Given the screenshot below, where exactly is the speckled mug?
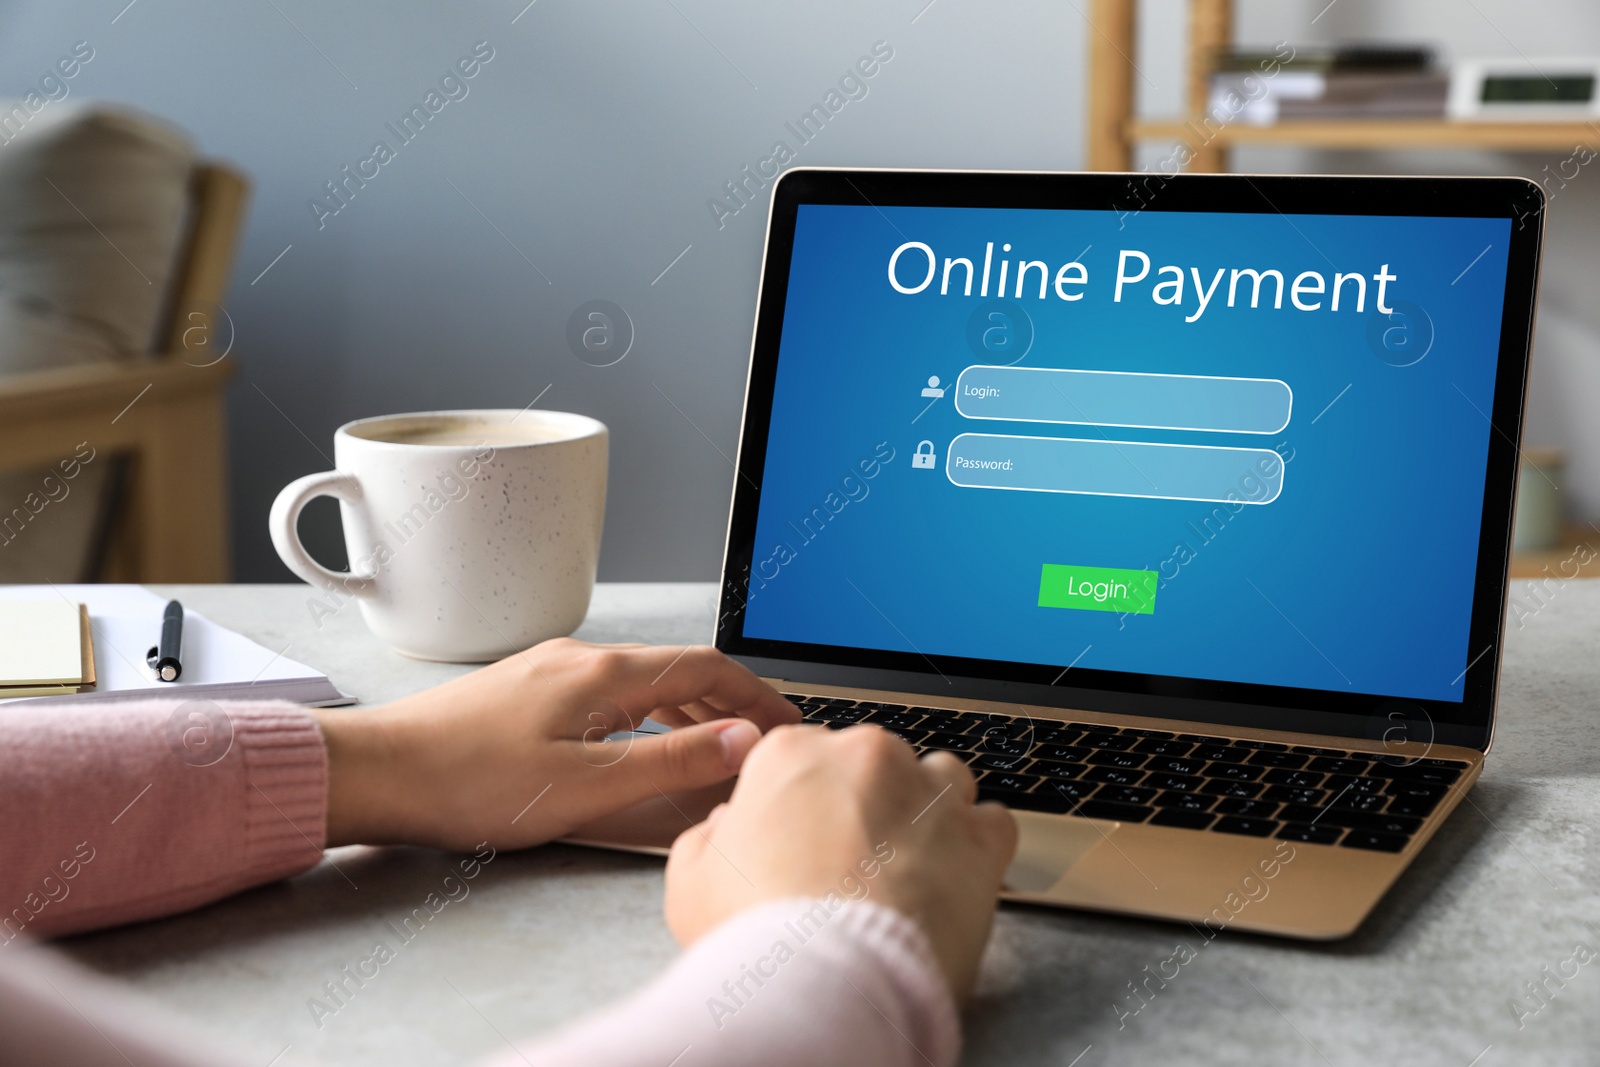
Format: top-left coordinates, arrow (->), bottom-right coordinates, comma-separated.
269,410 -> 607,662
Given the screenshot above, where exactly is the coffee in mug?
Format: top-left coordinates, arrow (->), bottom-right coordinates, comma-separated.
269,409 -> 607,661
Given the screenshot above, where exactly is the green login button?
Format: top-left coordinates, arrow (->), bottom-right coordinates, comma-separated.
1038,563 -> 1157,615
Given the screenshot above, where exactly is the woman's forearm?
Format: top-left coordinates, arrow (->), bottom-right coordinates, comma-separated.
0,699 -> 326,941
488,897 -> 961,1067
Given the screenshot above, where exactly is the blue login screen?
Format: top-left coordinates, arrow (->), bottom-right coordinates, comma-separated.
742,203 -> 1512,703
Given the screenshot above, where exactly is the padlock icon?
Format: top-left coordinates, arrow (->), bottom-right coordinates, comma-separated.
912,440 -> 937,470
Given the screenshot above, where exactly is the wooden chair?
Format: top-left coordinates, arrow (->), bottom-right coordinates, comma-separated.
0,162 -> 247,582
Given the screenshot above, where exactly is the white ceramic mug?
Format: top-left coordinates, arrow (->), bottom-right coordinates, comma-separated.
269,409 -> 607,662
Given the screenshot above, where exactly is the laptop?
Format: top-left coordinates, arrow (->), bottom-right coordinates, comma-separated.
573,168 -> 1545,940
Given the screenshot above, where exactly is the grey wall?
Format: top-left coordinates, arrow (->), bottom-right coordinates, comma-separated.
1,0 -> 1596,581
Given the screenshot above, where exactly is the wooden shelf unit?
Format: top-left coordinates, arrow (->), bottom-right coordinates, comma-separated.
1088,0 -> 1600,172
1130,118 -> 1600,153
1091,1 -> 1600,579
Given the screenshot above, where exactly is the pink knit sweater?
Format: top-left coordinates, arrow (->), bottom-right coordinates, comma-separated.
0,700 -> 961,1067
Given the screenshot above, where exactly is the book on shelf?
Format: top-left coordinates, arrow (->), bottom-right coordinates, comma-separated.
1216,44 -> 1434,74
1210,71 -> 1449,125
1209,42 -> 1446,126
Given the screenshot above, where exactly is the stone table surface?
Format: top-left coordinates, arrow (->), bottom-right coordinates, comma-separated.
56,581 -> 1600,1067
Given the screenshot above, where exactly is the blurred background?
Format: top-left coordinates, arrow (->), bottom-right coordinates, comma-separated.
0,0 -> 1596,582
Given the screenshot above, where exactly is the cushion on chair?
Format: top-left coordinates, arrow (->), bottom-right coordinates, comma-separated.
0,104 -> 195,581
0,103 -> 194,374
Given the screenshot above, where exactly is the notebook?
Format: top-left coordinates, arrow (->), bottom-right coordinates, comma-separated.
0,585 -> 353,707
0,600 -> 96,696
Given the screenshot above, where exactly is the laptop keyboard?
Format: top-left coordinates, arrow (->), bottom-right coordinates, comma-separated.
785,695 -> 1470,852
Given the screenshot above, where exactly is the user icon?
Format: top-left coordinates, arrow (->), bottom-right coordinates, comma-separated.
921,375 -> 945,398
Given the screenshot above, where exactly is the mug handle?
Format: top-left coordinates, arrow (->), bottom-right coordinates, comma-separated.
268,471 -> 376,596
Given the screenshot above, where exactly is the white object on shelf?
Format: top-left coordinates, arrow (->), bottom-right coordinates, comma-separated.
1448,58 -> 1600,121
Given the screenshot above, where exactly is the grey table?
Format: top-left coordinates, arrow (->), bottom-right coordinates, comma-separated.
59,582 -> 1600,1067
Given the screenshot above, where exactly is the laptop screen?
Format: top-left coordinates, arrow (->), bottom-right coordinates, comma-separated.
722,172 -> 1540,739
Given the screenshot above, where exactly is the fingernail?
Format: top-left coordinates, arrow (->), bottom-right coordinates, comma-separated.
718,720 -> 761,770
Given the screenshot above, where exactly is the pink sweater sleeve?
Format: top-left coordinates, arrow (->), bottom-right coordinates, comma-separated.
0,698 -> 963,1067
0,896 -> 961,1067
493,897 -> 963,1067
0,699 -> 327,941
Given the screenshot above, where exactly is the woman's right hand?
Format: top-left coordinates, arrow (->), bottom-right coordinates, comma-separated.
663,723 -> 1018,1002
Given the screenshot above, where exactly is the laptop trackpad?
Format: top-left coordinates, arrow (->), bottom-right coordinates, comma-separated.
1004,810 -> 1117,893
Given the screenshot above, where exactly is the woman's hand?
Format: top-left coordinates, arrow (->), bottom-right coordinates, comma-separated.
313,639 -> 799,850
663,724 -> 1018,1002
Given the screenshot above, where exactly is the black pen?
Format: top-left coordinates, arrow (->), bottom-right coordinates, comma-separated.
146,600 -> 184,682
